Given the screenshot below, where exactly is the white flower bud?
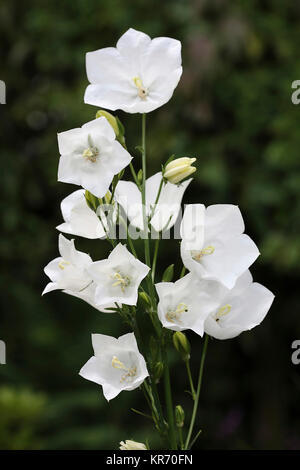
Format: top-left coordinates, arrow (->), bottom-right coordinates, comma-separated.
119,440 -> 147,450
164,157 -> 196,184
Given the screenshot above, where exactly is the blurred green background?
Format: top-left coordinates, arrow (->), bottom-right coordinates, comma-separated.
1,0 -> 300,450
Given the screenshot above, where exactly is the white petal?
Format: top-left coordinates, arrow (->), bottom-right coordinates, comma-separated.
204,205 -> 245,242
141,36 -> 182,106
57,127 -> 82,155
44,256 -> 63,282
199,234 -> 260,288
117,332 -> 139,351
115,181 -> 144,230
42,282 -> 58,295
204,281 -> 274,340
180,204 -> 205,249
82,116 -> 116,141
92,333 -> 118,356
151,178 -> 192,232
145,172 -> 162,207
57,189 -> 105,239
117,28 -> 151,74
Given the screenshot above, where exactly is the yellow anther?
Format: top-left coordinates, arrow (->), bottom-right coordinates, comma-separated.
215,304 -> 232,322
111,272 -> 131,292
58,260 -> 70,270
166,303 -> 188,324
82,135 -> 99,162
133,76 -> 148,100
112,356 -> 137,383
112,356 -> 126,370
82,146 -> 99,163
191,245 -> 215,261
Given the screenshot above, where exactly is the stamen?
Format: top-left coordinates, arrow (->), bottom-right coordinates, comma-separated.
82,135 -> 99,163
166,302 -> 188,323
133,76 -> 148,100
58,260 -> 70,270
191,245 -> 215,262
112,356 -> 137,383
111,272 -> 131,292
215,304 -> 232,322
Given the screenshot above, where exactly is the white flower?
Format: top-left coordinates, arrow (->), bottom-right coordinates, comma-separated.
42,234 -> 92,295
119,440 -> 147,450
84,28 -> 182,114
79,333 -> 149,400
56,189 -> 106,239
204,270 -> 275,340
57,117 -> 132,198
115,172 -> 192,233
87,243 -> 150,306
180,204 -> 260,289
155,273 -> 227,336
64,282 -> 119,314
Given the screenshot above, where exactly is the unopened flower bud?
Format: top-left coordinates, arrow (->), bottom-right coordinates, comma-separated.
139,291 -> 151,308
153,361 -> 164,384
137,169 -> 143,184
85,190 -> 100,211
103,190 -> 112,205
164,157 -> 196,184
96,109 -> 119,136
119,440 -> 147,450
173,331 -> 191,361
175,405 -> 185,428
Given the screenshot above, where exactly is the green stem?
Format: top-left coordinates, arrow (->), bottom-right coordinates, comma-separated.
140,113 -> 156,306
184,334 -> 209,450
185,359 -> 196,400
163,349 -> 177,449
141,114 -> 151,265
178,427 -> 184,450
152,236 -> 160,283
129,162 -> 140,187
149,177 -> 164,221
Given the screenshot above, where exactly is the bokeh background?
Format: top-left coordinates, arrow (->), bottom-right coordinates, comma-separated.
1,0 -> 300,450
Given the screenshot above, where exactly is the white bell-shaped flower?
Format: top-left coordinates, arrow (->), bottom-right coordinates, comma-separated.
84,28 -> 182,114
87,243 -> 150,306
155,273 -> 227,336
119,440 -> 147,450
42,234 -> 92,295
180,204 -> 260,289
204,270 -> 275,340
115,172 -> 191,233
79,333 -> 149,401
57,117 -> 132,198
56,189 -> 106,239
63,282 -> 119,313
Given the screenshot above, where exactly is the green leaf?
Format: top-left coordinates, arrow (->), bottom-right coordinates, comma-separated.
162,264 -> 174,282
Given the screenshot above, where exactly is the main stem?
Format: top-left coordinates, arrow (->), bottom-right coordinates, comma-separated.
163,348 -> 177,449
141,114 -> 151,268
185,334 -> 209,450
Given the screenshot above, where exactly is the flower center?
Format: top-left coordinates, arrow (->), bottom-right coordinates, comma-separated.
58,260 -> 70,270
133,76 -> 148,100
111,271 -> 131,292
82,135 -> 99,163
215,304 -> 232,322
111,356 -> 137,383
191,245 -> 215,262
165,303 -> 188,324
